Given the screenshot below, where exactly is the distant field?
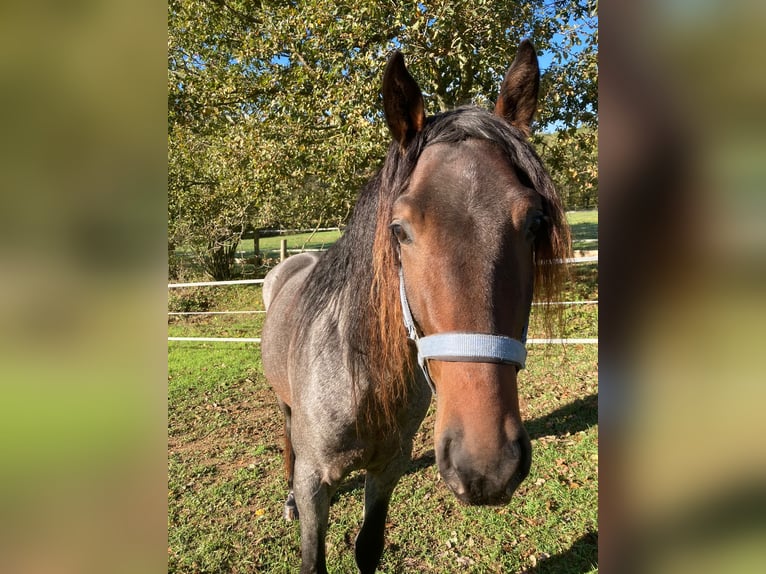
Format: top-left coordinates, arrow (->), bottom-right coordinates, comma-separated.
241,229 -> 343,256
567,209 -> 598,252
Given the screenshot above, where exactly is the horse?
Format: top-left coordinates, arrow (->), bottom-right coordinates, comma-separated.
261,40 -> 569,574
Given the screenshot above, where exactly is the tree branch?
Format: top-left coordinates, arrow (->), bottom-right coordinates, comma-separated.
208,0 -> 261,26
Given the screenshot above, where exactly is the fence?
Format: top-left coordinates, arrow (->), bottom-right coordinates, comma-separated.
168,254 -> 598,346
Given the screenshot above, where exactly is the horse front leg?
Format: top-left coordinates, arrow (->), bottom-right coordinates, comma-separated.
354,458 -> 408,574
293,459 -> 335,574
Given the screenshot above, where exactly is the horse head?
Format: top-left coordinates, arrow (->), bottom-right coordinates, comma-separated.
380,41 -> 567,505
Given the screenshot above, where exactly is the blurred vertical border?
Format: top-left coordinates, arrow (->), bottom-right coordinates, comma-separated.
601,0 -> 766,572
0,2 -> 167,573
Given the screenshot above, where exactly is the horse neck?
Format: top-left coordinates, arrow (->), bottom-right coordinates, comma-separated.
312,173 -> 414,427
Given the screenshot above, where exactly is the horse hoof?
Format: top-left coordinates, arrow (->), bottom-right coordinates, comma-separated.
283,491 -> 299,521
283,505 -> 298,521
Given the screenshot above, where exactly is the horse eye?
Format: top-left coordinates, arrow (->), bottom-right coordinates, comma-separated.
389,222 -> 411,244
527,214 -> 545,241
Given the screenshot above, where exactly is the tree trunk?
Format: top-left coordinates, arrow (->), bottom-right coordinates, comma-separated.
205,237 -> 239,280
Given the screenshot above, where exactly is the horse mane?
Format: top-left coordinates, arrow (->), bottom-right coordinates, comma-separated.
296,106 -> 570,431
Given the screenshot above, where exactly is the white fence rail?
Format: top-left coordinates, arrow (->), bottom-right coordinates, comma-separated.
168,253 -> 598,345
167,256 -> 598,291
169,278 -> 265,289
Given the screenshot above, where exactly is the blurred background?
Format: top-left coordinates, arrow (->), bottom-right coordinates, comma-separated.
0,0 -> 764,572
0,2 -> 167,573
600,0 -> 766,572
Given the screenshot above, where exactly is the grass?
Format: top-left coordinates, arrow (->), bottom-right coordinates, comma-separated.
238,230 -> 343,258
168,257 -> 598,572
168,346 -> 597,573
567,210 -> 598,252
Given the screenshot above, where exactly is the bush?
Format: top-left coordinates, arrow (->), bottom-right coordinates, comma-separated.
168,288 -> 214,313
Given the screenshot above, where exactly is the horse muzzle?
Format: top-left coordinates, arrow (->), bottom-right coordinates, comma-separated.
436,425 -> 531,506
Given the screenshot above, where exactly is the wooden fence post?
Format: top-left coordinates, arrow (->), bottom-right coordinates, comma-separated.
280,239 -> 287,262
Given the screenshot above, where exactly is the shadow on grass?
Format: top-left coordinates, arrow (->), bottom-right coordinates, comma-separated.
405,394 -> 598,475
570,221 -> 598,242
333,472 -> 366,499
568,262 -> 598,290
526,393 -> 598,439
407,449 -> 436,475
525,531 -> 598,573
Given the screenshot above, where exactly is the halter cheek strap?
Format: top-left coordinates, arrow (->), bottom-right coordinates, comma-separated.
398,267 -> 528,394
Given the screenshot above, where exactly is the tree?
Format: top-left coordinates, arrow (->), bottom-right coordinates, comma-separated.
534,1 -> 598,209
168,122 -> 258,278
168,0 -> 598,277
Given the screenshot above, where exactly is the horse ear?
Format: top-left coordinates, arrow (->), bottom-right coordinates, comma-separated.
382,51 -> 426,151
494,40 -> 540,136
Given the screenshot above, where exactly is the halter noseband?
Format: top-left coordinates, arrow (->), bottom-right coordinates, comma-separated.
398,267 -> 528,394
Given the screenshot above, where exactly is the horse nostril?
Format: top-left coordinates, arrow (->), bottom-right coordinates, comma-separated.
505,438 -> 525,470
437,433 -> 454,471
437,432 -> 467,494
504,435 -> 532,493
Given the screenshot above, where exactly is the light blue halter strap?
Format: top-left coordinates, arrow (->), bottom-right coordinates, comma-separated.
398,267 -> 528,394
417,333 -> 527,366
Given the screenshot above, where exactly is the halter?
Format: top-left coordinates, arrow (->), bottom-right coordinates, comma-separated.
398,267 -> 528,394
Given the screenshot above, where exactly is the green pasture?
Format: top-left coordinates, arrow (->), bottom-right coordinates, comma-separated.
567,209 -> 598,251
241,229 -> 343,258
567,209 -> 598,252
168,255 -> 598,572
